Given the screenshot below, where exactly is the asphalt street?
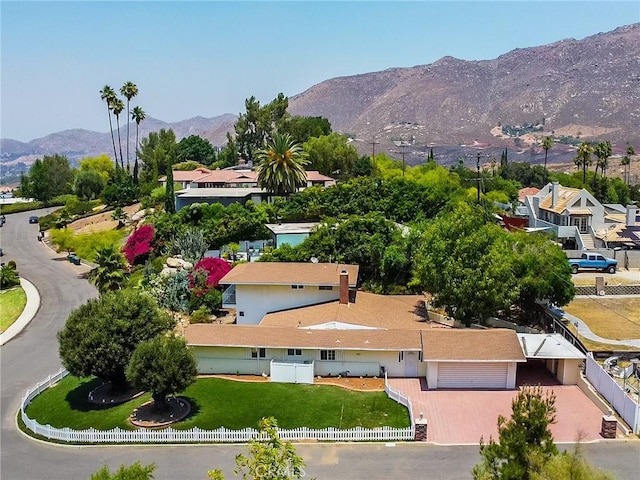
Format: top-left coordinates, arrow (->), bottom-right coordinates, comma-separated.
1,208 -> 638,480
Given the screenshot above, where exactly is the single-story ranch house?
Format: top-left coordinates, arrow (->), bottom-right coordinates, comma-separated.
184,262 -> 585,389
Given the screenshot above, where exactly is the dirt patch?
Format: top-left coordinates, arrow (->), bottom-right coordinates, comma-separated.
130,397 -> 191,428
88,382 -> 145,406
206,374 -> 385,391
69,203 -> 142,234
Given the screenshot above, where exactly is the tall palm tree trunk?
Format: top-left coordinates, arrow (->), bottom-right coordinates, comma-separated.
134,123 -> 140,184
116,116 -> 124,170
107,108 -> 118,169
126,98 -> 131,172
543,149 -> 548,185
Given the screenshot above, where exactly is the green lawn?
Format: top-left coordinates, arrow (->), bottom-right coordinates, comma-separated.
25,375 -> 410,432
0,286 -> 27,333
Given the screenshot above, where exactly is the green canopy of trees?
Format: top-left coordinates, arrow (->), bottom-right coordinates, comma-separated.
58,289 -> 173,391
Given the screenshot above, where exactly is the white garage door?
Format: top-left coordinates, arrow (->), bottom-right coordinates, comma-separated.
437,362 -> 509,389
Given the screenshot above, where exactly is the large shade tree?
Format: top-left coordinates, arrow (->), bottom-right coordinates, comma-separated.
126,334 -> 197,411
58,289 -> 173,392
255,133 -> 309,197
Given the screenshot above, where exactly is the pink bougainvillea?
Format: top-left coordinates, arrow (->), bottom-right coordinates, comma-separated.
122,224 -> 155,265
189,257 -> 232,296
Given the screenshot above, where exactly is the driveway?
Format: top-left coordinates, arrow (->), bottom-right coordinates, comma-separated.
389,365 -> 608,445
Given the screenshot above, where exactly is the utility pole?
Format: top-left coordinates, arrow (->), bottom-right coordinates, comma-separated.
369,138 -> 380,171
393,140 -> 409,177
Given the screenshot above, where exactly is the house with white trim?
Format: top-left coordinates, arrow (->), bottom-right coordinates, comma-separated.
185,262 -> 585,389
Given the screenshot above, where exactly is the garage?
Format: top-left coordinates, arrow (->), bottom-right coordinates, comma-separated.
436,362 -> 510,389
422,329 -> 526,390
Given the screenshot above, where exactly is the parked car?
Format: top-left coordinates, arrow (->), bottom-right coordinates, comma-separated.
29,216 -> 39,224
568,252 -> 617,274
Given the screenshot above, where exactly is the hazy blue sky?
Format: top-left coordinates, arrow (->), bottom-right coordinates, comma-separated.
2,1 -> 638,142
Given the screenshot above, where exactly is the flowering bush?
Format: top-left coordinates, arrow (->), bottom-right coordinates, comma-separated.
189,257 -> 232,292
122,224 -> 155,265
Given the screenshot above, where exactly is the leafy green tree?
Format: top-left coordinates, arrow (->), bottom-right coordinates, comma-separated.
126,334 -> 197,411
256,133 -> 309,197
120,81 -> 139,171
91,245 -> 127,293
131,106 -> 146,185
103,168 -> 139,207
79,154 -> 116,183
90,461 -> 156,480
58,289 -> 173,392
74,170 -> 105,200
20,155 -> 74,203
354,155 -> 374,177
593,141 -> 612,178
176,135 -> 217,165
0,264 -> 20,290
541,136 -> 553,184
208,417 -> 308,480
473,385 -> 558,480
100,85 -> 119,167
138,129 -> 177,190
303,132 -> 359,179
530,445 -> 615,480
280,115 -> 332,143
412,203 -> 517,326
575,142 -> 593,184
234,93 -> 289,164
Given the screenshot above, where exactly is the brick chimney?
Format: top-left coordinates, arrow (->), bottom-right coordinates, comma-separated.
339,270 -> 349,305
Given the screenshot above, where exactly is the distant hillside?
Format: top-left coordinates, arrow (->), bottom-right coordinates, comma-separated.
2,23 -> 638,179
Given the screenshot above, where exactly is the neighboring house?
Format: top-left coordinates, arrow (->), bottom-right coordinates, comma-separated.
522,182 -> 639,250
185,262 -> 586,388
159,167 -> 212,190
171,168 -> 336,210
594,205 -> 640,249
265,222 -> 319,249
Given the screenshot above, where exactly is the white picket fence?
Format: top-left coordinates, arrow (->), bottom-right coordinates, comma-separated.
384,372 -> 415,433
21,369 -> 414,443
585,353 -> 640,434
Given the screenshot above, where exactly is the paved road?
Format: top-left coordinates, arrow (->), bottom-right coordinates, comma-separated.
1,209 -> 639,480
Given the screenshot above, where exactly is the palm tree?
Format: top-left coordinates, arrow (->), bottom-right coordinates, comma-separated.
131,106 -> 146,185
91,245 -> 126,294
99,85 -> 118,168
575,142 -> 593,185
120,82 -> 139,172
255,133 -> 309,197
541,136 -> 553,184
111,98 -> 125,169
593,141 -> 612,178
621,144 -> 635,185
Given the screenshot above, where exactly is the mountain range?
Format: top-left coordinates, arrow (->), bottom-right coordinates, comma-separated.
2,23 -> 638,181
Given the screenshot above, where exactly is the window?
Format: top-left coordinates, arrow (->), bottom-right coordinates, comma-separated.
287,349 -> 302,356
239,311 -> 245,317
291,285 -> 304,289
251,348 -> 266,358
319,286 -> 333,291
320,350 -> 336,361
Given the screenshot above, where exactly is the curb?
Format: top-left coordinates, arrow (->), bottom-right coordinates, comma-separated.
0,277 -> 41,346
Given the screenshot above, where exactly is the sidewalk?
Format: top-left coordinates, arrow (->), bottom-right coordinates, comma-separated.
0,277 -> 40,346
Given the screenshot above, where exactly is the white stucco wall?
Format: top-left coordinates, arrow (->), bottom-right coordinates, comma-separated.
235,284 -> 341,325
558,358 -> 582,385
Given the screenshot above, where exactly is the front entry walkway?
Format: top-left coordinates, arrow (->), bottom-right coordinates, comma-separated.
389,366 -> 607,445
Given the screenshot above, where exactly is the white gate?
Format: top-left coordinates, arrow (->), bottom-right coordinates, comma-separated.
270,360 -> 314,384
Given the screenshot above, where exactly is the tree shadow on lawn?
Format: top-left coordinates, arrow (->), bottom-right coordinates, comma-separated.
172,396 -> 202,428
64,378 -> 106,412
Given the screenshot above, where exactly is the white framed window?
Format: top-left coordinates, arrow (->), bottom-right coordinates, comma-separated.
287,349 -> 303,356
250,348 -> 266,358
320,350 -> 336,361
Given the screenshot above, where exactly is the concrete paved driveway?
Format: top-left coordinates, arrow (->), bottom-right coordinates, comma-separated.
390,369 -> 608,445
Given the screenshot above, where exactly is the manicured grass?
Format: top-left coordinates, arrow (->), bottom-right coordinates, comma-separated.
0,286 -> 26,333
563,297 -> 640,341
25,376 -> 410,431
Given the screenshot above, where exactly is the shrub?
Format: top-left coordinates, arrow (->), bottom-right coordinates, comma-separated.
0,201 -> 44,215
165,270 -> 191,313
6,260 -> 17,270
0,264 -> 20,290
190,257 -> 231,291
170,227 -> 208,264
122,224 -> 155,265
190,306 -> 214,323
